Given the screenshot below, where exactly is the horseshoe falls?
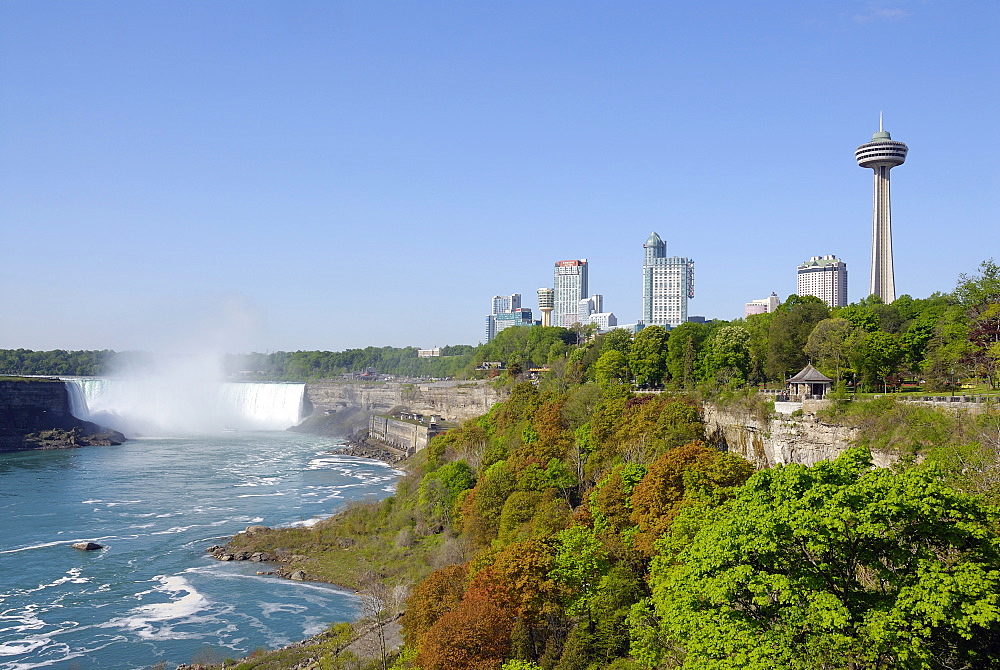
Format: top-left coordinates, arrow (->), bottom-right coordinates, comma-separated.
64,378 -> 307,436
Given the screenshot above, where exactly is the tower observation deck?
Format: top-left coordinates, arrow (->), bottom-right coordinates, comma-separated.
855,117 -> 907,303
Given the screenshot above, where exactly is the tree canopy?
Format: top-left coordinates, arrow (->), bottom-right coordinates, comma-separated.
633,448 -> 1000,670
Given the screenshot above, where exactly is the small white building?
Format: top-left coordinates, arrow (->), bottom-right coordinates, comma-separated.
745,293 -> 781,317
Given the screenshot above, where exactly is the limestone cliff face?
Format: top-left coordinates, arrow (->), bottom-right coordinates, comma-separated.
0,379 -> 125,451
703,404 -> 894,469
304,381 -> 503,422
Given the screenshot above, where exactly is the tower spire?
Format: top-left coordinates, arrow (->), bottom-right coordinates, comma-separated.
879,110 -> 883,132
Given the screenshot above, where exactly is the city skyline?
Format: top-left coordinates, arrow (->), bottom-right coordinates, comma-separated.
2,3 -> 997,352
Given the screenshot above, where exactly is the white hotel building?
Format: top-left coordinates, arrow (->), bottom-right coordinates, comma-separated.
797,255 -> 847,308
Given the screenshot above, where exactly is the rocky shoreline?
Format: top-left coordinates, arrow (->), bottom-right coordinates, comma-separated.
204,442 -> 404,580
335,437 -> 408,464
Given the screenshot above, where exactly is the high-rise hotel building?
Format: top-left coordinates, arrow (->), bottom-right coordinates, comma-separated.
797,255 -> 847,307
553,260 -> 589,328
642,232 -> 694,327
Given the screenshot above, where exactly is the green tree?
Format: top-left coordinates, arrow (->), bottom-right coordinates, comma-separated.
705,325 -> 751,387
765,296 -> 830,382
666,322 -> 710,388
805,318 -> 853,381
550,525 -> 610,615
632,448 -> 1000,670
629,325 -> 669,387
601,329 -> 634,357
594,350 -> 630,388
848,330 -> 904,391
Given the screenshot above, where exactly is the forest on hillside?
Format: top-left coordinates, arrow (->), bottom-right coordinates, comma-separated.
227,371 -> 1000,670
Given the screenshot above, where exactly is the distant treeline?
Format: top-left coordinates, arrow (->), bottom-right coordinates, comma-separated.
224,345 -> 477,380
0,349 -> 117,377
0,345 -> 479,380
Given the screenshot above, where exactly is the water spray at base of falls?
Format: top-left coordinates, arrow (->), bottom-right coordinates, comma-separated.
64,378 -> 306,436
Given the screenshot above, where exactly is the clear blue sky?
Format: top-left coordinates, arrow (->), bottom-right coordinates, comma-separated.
2,1 -> 997,354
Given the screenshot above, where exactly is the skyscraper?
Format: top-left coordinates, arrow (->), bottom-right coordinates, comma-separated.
856,116 -> 907,303
485,294 -> 523,342
492,294 -> 521,314
642,232 -> 694,327
553,260 -> 588,328
797,255 -> 848,307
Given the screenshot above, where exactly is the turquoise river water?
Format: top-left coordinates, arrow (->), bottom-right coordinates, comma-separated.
0,432 -> 400,669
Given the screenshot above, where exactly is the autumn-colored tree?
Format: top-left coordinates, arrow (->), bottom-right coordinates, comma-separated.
466,540 -> 558,624
629,441 -> 755,557
401,563 -> 470,647
417,597 -> 513,670
601,394 -> 704,464
529,398 -> 573,464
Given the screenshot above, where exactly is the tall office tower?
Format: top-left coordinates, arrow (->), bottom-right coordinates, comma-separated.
797,255 -> 848,307
642,232 -> 695,327
537,288 -> 554,327
485,294 -> 523,342
492,294 -> 521,314
553,260 -> 588,327
856,116 -> 907,303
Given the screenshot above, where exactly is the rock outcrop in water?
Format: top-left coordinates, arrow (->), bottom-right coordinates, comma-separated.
0,378 -> 126,451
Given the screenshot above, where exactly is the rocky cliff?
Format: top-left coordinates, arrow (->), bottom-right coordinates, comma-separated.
0,378 -> 125,451
292,380 -> 505,437
703,403 -> 895,469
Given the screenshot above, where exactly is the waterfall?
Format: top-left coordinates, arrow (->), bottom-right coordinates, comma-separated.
63,378 -> 306,436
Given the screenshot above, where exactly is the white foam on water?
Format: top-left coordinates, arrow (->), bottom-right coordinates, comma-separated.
260,602 -> 308,618
0,569 -> 90,599
0,636 -> 51,658
110,575 -> 210,641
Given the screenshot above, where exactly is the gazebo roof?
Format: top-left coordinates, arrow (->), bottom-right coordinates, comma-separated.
787,364 -> 833,383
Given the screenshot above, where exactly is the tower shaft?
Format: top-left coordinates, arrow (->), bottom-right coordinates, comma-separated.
869,166 -> 895,302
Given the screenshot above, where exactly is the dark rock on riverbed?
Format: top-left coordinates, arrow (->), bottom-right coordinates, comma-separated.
72,542 -> 103,551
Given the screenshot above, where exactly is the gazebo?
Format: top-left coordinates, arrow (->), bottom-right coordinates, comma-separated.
787,364 -> 833,398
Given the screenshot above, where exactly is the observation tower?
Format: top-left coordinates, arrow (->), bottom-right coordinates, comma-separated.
855,114 -> 907,303
537,287 -> 554,327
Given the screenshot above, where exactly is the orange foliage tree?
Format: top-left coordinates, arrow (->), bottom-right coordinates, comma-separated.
416,597 -> 513,670
465,540 -> 557,624
401,563 -> 469,647
629,441 -> 755,556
